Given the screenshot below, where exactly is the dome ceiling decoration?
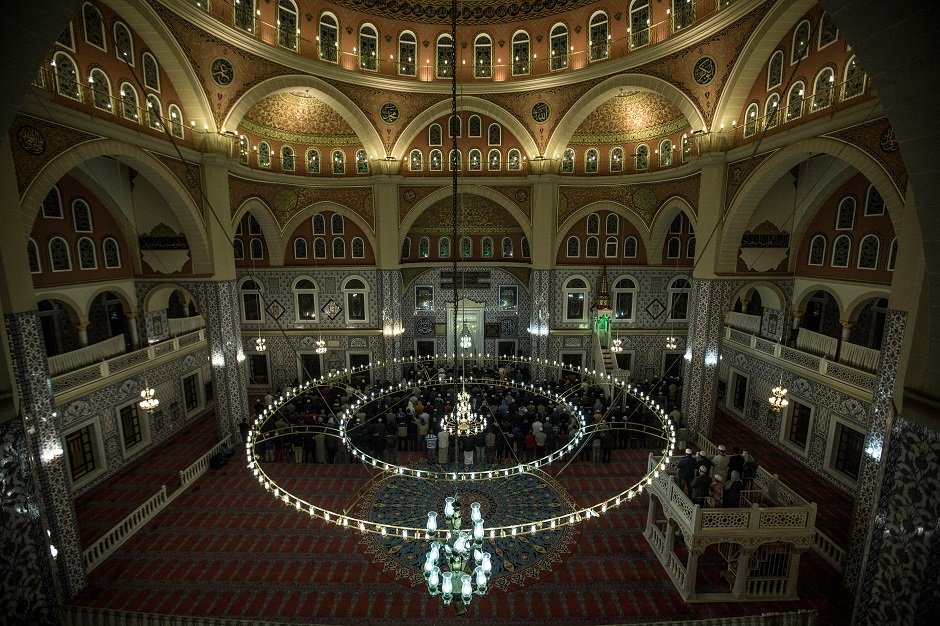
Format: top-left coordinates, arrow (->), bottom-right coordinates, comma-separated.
238,91 -> 360,146
569,92 -> 690,145
411,193 -> 524,235
325,0 -> 599,25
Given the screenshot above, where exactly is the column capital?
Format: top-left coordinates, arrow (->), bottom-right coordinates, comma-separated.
840,319 -> 855,329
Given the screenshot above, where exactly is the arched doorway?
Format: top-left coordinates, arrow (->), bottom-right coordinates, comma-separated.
88,291 -> 128,349
800,290 -> 841,340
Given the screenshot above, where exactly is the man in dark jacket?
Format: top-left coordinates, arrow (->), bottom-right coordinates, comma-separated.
677,448 -> 697,492
690,465 -> 712,506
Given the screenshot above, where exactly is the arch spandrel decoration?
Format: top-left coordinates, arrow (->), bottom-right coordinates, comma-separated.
400,186 -> 530,241
9,116 -> 98,195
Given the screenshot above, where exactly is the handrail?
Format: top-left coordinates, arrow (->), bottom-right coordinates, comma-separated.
179,435 -> 232,488
47,335 -> 125,376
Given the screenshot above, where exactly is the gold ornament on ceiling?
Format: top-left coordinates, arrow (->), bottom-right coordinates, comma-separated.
570,91 -> 689,145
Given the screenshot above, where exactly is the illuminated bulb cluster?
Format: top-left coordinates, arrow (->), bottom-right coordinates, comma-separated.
665,336 -> 678,350
425,498 -> 491,607
139,386 -> 159,413
255,336 -> 267,351
315,338 -> 327,354
440,387 -> 486,437
768,385 -> 789,412
610,337 -> 624,353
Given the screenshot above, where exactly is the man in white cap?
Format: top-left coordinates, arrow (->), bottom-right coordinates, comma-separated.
712,444 -> 730,479
677,447 -> 697,492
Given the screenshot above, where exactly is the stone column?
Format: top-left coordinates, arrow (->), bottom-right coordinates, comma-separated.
732,546 -> 752,598
5,312 -> 86,599
74,322 -> 88,347
685,547 -> 702,599
840,320 -> 854,342
528,269 -> 552,380
181,280 -> 249,442
789,309 -> 803,345
125,311 -> 140,350
379,270 -> 403,382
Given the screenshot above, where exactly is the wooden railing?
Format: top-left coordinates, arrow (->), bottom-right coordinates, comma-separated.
81,436 -> 230,573
812,529 -> 846,571
52,329 -> 206,398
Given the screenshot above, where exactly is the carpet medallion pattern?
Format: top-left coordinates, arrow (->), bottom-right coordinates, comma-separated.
357,465 -> 581,591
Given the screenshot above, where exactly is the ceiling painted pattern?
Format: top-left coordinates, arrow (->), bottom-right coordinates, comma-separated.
239,92 -> 360,146
570,92 -> 690,144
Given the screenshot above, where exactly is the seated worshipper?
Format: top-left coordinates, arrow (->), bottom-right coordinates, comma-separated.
709,474 -> 724,507
723,471 -> 744,507
677,448 -> 698,493
690,465 -> 712,506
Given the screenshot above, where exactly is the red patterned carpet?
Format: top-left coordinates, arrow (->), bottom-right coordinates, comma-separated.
69,440 -> 853,625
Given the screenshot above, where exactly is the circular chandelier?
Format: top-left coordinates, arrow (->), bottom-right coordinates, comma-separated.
245,354 -> 676,541
440,383 -> 486,437
610,337 -> 623,353
138,384 -> 159,413
665,336 -> 678,350
255,335 -> 266,351
768,384 -> 789,412
315,337 -> 327,354
424,496 -> 491,608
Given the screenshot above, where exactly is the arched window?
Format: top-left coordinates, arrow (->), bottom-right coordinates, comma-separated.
474,34 -> 492,78
666,237 -> 681,259
842,55 -> 867,100
119,82 -> 139,121
142,52 -> 160,91
488,149 -> 501,171
766,50 -> 784,90
836,196 -> 856,229
743,103 -> 759,138
359,24 -> 378,71
293,277 -> 318,322
635,144 -> 649,170
307,148 -> 320,173
356,149 -> 369,174
586,237 -> 599,257
605,236 -> 618,258
319,13 -> 339,63
481,237 -> 494,258
83,2 -> 106,50
563,277 -> 588,322
234,0 -> 256,33
468,149 -> 482,171
429,123 -> 443,146
508,149 -> 522,171
332,238 -> 345,258
686,237 -> 696,258
239,278 -> 263,322
250,238 -> 264,260
168,105 -> 184,138
812,67 -> 835,112
587,213 -> 600,235
274,0 -> 299,48
294,237 -> 308,259
398,31 -> 416,76
49,237 -> 71,271
606,213 -> 619,235
865,185 -> 885,216
27,239 -> 41,273
401,237 -> 411,259
887,238 -> 898,271
313,237 -> 327,259
257,141 -> 271,168
585,148 -> 599,173
429,149 -> 443,171
502,237 -> 514,257
765,93 -> 780,130
670,213 -> 684,234
487,123 -> 501,146
858,234 -> 880,269
589,11 -> 609,61
281,146 -> 295,171
72,199 -> 93,232
672,0 -> 694,31
418,237 -> 430,258
623,236 -> 638,258
449,115 -> 461,138
53,52 -> 81,101
610,147 -> 624,172
512,31 -> 530,76
629,0 -> 651,49
786,82 -> 805,122
439,236 -> 451,258
791,19 -> 811,63
681,134 -> 692,162
88,68 -> 112,112
239,135 -> 249,163
612,276 -> 637,321
113,21 -> 133,62
566,236 -> 580,257
808,234 -> 826,265
832,234 -> 851,267
550,24 -> 569,71
460,237 -> 472,258
818,12 -> 838,49
660,140 -> 673,167
331,214 -> 344,234
521,236 -> 531,258
312,214 -> 326,235
248,214 -> 262,235
233,239 -> 244,260
146,94 -> 162,129
332,150 -> 345,174
351,237 -> 365,258
409,149 -> 423,171
342,277 -> 368,322
468,115 -> 482,137
436,34 -> 454,78
449,149 -> 461,171
667,277 -> 691,320
78,237 -> 97,269
561,148 -> 575,174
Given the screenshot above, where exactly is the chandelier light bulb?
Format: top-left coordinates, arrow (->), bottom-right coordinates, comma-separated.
665,336 -> 678,350
610,337 -> 623,353
139,385 -> 159,413
255,336 -> 266,351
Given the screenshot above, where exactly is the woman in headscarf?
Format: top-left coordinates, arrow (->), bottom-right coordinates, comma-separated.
722,470 -> 744,507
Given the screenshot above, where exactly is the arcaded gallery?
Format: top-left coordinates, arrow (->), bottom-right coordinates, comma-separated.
0,1 -> 937,624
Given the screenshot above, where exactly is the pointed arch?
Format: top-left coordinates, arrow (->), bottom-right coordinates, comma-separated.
230,198 -> 286,266
399,184 -> 531,240
648,197 -> 699,265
